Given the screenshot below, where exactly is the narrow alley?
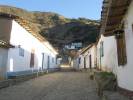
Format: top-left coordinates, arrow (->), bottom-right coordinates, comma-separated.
0,0 -> 133,100
0,72 -> 100,100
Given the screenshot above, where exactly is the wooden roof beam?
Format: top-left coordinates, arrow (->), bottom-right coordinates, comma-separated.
107,21 -> 120,26
111,4 -> 129,9
108,11 -> 125,18
105,27 -> 116,32
108,12 -> 125,18
103,31 -> 114,36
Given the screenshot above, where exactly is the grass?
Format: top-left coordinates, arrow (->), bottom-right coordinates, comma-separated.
99,72 -> 115,79
99,72 -> 116,80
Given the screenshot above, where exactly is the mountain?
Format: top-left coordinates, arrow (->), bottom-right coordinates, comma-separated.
0,5 -> 100,49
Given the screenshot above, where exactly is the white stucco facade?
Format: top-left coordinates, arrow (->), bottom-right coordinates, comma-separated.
116,1 -> 133,91
0,18 -> 58,79
96,35 -> 118,74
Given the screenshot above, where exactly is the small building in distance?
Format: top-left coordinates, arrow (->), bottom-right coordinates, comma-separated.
64,42 -> 82,50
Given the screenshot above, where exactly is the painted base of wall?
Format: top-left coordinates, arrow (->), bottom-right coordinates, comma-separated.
7,69 -> 45,78
0,72 -> 46,89
0,68 -> 60,89
118,87 -> 133,99
7,68 -> 60,79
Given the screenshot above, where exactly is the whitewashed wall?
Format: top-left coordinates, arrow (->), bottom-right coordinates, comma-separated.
97,35 -> 118,74
6,20 -> 57,73
116,1 -> 133,91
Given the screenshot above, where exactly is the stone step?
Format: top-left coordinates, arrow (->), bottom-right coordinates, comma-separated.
60,68 -> 76,72
102,91 -> 130,100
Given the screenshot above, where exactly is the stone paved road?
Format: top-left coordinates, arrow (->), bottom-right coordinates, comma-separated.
0,72 -> 100,100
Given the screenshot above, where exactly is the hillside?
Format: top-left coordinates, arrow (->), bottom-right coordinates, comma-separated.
0,5 -> 100,49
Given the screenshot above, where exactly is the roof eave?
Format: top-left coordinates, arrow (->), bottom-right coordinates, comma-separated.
101,0 -> 132,36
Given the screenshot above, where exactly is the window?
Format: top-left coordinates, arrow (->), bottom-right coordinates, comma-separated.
19,47 -> 24,57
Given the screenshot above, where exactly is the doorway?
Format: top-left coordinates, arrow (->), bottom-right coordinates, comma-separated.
89,55 -> 92,69
42,53 -> 44,69
30,49 -> 35,68
47,56 -> 50,69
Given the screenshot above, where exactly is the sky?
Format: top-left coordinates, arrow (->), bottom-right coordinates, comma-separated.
0,0 -> 103,20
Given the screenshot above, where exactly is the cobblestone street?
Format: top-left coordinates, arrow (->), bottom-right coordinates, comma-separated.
0,72 -> 100,100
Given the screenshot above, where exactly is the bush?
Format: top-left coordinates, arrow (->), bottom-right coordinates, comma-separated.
95,72 -> 117,97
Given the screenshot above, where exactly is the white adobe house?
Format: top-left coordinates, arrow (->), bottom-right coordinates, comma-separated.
100,0 -> 133,93
0,14 -> 59,80
73,44 -> 96,70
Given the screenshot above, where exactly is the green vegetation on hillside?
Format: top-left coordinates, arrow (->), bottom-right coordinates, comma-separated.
0,5 -> 100,49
